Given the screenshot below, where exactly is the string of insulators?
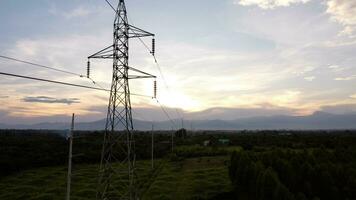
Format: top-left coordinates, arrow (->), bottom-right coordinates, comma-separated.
153,80 -> 157,99
87,60 -> 90,78
151,38 -> 155,56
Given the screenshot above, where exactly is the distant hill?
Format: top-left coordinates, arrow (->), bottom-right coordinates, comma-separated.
1,111 -> 356,130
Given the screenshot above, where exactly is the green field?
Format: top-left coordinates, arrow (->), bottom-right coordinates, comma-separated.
0,156 -> 232,200
3,131 -> 356,199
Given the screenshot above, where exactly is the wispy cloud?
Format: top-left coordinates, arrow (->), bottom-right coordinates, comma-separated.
1,0 -> 356,123
304,76 -> 315,81
0,96 -> 9,99
234,0 -> 311,9
328,65 -> 346,72
334,75 -> 356,81
326,0 -> 356,37
22,96 -> 80,105
49,5 -> 94,19
63,7 -> 92,19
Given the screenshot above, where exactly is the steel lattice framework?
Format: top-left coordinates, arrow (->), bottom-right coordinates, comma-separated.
88,0 -> 155,199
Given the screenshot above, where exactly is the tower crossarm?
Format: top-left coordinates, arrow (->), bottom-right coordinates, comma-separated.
128,66 -> 156,79
128,75 -> 155,79
128,24 -> 155,38
88,44 -> 114,59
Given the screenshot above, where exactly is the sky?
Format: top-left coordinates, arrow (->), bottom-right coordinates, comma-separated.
1,0 -> 356,124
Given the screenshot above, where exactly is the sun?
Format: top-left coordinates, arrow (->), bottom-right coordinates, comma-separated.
156,90 -> 202,112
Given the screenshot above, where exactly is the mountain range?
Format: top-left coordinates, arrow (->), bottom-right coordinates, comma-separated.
1,111 -> 356,130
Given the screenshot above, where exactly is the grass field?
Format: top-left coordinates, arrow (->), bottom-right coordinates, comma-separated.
0,156 -> 232,200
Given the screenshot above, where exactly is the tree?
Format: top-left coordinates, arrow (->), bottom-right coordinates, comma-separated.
175,128 -> 187,138
258,167 -> 280,200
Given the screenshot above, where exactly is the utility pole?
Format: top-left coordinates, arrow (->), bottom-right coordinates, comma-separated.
66,113 -> 75,200
88,0 -> 155,199
151,124 -> 154,169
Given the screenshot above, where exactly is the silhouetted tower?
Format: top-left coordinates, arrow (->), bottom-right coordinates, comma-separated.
88,0 -> 155,199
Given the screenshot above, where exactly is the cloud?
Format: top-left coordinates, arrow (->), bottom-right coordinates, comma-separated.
0,103 -> 298,123
294,66 -> 317,76
350,94 -> 356,99
271,90 -> 302,107
328,65 -> 346,72
235,0 -> 356,38
235,0 -> 311,9
326,0 -> 356,37
0,96 -> 9,99
2,0 -> 356,123
63,7 -> 92,19
49,5 -> 93,19
334,75 -> 356,81
329,65 -> 340,69
22,96 -> 80,105
304,76 -> 315,81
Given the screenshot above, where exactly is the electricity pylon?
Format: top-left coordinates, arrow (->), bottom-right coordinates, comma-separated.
88,0 -> 155,199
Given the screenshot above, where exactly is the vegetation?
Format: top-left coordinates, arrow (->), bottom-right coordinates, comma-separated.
1,129 -> 356,199
0,131 -> 68,177
175,145 -> 242,158
0,130 -> 172,177
229,147 -> 356,199
0,157 -> 231,200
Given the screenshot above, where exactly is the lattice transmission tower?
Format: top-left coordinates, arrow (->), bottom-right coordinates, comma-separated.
88,0 -> 155,199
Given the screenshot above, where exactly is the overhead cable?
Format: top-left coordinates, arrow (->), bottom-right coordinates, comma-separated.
0,71 -> 151,98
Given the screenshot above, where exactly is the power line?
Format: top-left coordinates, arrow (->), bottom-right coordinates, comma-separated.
150,57 -> 184,125
87,77 -> 106,90
153,60 -> 184,123
131,97 -> 179,130
127,26 -> 184,123
131,93 -> 154,98
104,0 -> 116,13
132,35 -> 170,92
0,71 -> 109,92
120,9 -> 182,130
2,2 -> 177,133
135,36 -> 152,54
133,38 -> 185,124
128,25 -> 164,86
132,100 -> 177,130
132,97 -> 179,130
0,71 -> 151,98
155,98 -> 177,129
0,55 -> 84,77
1,70 -> 172,127
0,54 -> 105,90
1,71 -> 177,130
124,27 -> 165,88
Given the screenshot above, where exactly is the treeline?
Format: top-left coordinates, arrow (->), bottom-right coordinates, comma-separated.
2,129 -> 356,183
0,130 -> 172,178
229,147 -> 356,199
183,130 -> 356,150
0,131 -> 68,178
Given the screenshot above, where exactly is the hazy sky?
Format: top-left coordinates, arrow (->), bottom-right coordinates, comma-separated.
1,0 -> 356,124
